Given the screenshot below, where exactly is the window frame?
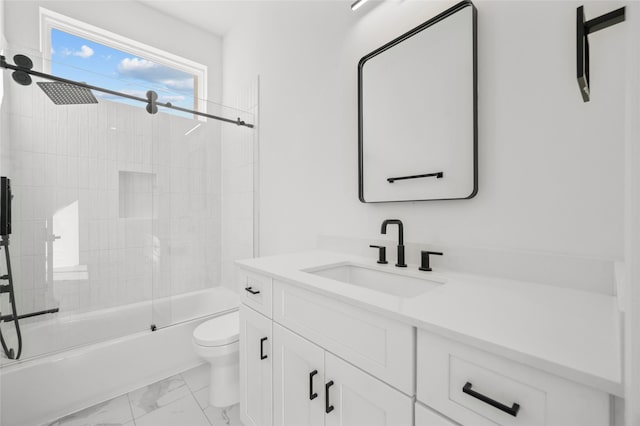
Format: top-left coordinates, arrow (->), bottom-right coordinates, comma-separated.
39,7 -> 208,114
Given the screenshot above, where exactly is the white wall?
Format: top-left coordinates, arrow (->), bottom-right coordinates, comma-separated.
4,0 -> 223,103
0,0 -> 5,53
624,2 -> 640,424
0,0 -> 6,172
0,0 -> 5,52
223,1 -> 627,271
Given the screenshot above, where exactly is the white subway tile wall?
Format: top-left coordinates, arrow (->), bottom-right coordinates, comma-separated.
0,69 -> 254,358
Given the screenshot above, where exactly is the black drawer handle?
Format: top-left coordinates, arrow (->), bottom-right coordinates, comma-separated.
245,286 -> 260,295
309,370 -> 318,400
260,337 -> 268,360
462,382 -> 520,417
325,380 -> 334,413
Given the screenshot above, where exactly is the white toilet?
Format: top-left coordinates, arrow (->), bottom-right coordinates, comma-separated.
192,310 -> 240,407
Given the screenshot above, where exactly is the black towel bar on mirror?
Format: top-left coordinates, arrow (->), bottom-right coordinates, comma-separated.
387,172 -> 443,183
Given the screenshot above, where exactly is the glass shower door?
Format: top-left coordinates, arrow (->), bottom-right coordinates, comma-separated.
0,45 -> 155,363
150,96 -> 256,330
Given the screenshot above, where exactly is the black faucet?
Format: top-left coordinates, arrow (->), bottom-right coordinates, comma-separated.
381,219 -> 406,267
419,250 -> 443,271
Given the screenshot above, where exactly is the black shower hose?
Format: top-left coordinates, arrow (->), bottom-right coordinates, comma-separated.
0,236 -> 22,360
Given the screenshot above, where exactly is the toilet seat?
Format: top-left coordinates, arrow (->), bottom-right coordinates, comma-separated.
193,311 -> 240,347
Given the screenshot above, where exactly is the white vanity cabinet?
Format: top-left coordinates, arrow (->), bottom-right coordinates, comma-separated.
237,262 -> 619,426
273,323 -> 413,426
239,269 -> 414,426
240,304 -> 273,426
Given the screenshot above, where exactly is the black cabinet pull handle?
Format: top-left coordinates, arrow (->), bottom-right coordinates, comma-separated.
259,337 -> 268,360
309,370 -> 318,400
325,380 -> 334,413
462,382 -> 520,417
245,286 -> 260,295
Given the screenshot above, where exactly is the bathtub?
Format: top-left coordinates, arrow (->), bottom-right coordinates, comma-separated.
0,286 -> 239,426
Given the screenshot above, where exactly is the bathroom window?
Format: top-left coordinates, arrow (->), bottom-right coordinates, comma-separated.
40,8 -> 207,116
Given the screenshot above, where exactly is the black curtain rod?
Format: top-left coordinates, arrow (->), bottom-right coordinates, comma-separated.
0,54 -> 254,128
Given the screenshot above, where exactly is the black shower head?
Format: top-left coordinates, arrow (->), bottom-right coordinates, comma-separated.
36,81 -> 98,105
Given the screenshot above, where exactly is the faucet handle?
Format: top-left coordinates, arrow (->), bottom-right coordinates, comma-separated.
369,245 -> 388,264
419,250 -> 443,272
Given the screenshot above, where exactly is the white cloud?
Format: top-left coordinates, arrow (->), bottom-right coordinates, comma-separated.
161,79 -> 194,92
117,57 -> 192,86
118,58 -> 156,73
61,45 -> 94,59
76,45 -> 94,58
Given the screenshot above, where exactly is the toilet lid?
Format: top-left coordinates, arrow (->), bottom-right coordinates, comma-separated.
193,311 -> 240,347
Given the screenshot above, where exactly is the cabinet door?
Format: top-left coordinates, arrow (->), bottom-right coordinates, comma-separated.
324,352 -> 413,426
273,324 -> 325,426
415,402 -> 459,426
240,305 -> 273,426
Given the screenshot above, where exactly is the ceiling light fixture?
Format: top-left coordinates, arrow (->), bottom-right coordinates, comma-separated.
351,0 -> 370,11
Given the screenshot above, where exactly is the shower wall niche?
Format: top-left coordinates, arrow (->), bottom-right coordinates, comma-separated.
119,171 -> 156,219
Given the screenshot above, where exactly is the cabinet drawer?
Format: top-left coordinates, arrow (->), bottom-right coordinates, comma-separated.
415,402 -> 459,426
238,269 -> 273,318
417,330 -> 610,426
449,356 -> 545,426
273,280 -> 414,394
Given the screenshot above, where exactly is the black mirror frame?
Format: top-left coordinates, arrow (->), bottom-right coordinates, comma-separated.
357,0 -> 478,203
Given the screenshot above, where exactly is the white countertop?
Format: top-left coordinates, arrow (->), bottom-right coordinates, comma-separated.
236,250 -> 623,396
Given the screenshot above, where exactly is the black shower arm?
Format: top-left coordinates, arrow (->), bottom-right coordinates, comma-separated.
0,55 -> 254,129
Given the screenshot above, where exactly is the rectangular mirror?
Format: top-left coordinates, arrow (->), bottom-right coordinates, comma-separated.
358,0 -> 477,203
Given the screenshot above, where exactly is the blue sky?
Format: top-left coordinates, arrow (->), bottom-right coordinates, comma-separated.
50,29 -> 196,114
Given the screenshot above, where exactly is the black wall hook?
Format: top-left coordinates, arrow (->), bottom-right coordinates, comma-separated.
577,5 -> 625,102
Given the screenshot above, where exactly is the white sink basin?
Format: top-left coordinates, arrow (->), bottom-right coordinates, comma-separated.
305,263 -> 442,298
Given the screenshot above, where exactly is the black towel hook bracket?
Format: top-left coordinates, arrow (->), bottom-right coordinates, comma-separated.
577,5 -> 625,102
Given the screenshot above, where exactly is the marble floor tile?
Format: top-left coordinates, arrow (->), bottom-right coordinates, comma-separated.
193,386 -> 210,410
134,393 -> 210,426
44,366 -> 243,426
181,363 -> 210,392
194,387 -> 243,426
128,374 -> 191,419
204,404 -> 242,426
44,394 -> 133,426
